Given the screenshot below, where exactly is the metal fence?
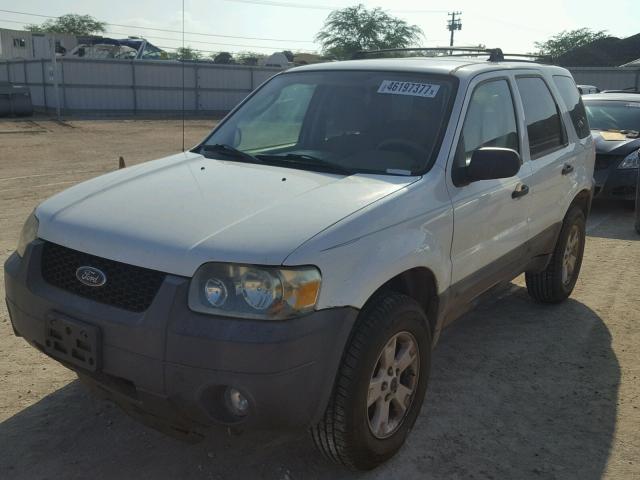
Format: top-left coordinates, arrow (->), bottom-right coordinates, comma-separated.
1,59 -> 638,117
0,58 -> 284,116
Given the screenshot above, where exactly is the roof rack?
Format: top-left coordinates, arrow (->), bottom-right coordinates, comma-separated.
352,47 -> 551,63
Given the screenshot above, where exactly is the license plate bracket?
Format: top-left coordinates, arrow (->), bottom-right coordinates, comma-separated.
44,313 -> 101,372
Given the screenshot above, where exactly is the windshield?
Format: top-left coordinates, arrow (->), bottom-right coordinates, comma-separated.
202,71 -> 457,175
584,100 -> 640,132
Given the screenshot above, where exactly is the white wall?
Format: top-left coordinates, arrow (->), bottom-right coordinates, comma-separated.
0,57 -> 284,115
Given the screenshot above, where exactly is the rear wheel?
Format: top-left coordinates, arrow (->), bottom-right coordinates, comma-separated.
310,293 -> 431,470
525,206 -> 586,303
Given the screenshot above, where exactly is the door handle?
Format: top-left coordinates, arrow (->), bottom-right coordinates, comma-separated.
562,163 -> 574,175
512,183 -> 529,199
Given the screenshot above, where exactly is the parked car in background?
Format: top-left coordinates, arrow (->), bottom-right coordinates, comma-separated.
583,93 -> 640,204
636,169 -> 640,233
5,50 -> 595,470
601,88 -> 640,94
0,82 -> 33,117
577,84 -> 599,94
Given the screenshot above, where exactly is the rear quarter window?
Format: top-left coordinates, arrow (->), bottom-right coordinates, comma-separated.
553,76 -> 591,139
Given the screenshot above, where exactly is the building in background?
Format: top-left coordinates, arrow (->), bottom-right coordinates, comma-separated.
0,28 -> 78,60
556,33 -> 640,67
0,28 -> 165,61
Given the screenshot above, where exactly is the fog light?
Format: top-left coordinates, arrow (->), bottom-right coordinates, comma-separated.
225,387 -> 249,417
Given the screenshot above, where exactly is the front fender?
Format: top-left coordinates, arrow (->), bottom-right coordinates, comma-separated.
284,172 -> 453,310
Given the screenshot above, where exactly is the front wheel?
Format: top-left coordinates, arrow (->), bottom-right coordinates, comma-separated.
310,293 -> 431,470
526,206 -> 586,303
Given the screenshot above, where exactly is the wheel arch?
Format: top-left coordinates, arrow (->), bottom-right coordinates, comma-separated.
363,267 -> 439,336
569,188 -> 593,219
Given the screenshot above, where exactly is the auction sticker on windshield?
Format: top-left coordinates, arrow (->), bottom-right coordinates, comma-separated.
378,80 -> 440,98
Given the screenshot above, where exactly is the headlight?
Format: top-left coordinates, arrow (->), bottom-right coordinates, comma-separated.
16,212 -> 39,257
618,150 -> 639,169
188,263 -> 321,320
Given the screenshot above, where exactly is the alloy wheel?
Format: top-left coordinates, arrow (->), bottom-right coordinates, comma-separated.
562,224 -> 581,285
366,331 -> 420,439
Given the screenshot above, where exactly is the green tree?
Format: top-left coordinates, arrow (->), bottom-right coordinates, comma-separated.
535,28 -> 608,58
168,46 -> 202,61
315,4 -> 423,60
26,14 -> 106,36
236,51 -> 266,66
282,50 -> 294,62
212,51 -> 234,64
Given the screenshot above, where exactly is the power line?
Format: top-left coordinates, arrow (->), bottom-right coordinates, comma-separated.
470,13 -> 555,34
0,19 -> 315,51
220,0 -> 447,13
120,35 -> 315,51
0,17 -> 470,52
0,18 -> 33,27
0,8 -> 316,43
98,29 -> 316,51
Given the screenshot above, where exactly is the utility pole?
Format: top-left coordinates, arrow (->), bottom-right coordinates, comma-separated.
447,11 -> 462,48
50,35 -> 61,121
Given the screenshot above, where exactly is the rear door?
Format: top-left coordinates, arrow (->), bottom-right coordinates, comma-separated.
447,73 -> 532,300
552,74 -> 594,191
512,74 -> 576,249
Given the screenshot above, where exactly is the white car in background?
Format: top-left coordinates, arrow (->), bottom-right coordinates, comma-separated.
577,84 -> 599,94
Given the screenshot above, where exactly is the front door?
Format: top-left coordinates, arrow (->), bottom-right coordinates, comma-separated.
447,74 -> 532,301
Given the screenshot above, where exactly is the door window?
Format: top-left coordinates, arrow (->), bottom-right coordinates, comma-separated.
453,79 -> 519,182
516,77 -> 567,158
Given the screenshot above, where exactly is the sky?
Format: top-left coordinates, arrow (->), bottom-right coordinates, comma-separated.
0,0 -> 638,56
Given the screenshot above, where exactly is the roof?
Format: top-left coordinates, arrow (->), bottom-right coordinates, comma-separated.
556,33 -> 640,67
288,56 -> 570,78
583,93 -> 640,102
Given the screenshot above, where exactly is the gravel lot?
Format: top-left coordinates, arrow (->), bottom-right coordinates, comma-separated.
0,119 -> 638,480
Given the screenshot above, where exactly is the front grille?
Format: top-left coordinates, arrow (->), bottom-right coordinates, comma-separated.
41,242 -> 166,312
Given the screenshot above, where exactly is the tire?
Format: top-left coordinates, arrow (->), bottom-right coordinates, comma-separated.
525,206 -> 586,303
310,293 -> 431,470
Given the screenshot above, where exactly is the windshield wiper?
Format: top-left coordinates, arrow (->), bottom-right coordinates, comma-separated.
201,144 -> 262,164
255,153 -> 354,175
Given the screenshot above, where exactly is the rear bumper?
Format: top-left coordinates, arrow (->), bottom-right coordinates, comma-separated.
4,241 -> 358,435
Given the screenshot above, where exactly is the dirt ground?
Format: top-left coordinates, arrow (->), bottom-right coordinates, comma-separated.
0,118 -> 638,480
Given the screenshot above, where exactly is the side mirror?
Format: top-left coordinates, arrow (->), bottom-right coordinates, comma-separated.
466,147 -> 521,182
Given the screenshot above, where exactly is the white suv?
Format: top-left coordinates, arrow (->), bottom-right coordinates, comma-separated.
5,51 -> 595,470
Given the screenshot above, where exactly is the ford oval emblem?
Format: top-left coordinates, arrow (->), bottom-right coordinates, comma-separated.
76,266 -> 107,287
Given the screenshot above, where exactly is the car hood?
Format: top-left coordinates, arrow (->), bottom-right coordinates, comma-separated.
592,130 -> 640,155
36,152 -> 417,276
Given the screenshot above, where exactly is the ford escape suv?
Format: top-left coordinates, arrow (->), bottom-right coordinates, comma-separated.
5,49 -> 595,470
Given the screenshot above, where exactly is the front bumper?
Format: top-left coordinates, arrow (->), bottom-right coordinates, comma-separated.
4,240 -> 358,436
594,166 -> 638,200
